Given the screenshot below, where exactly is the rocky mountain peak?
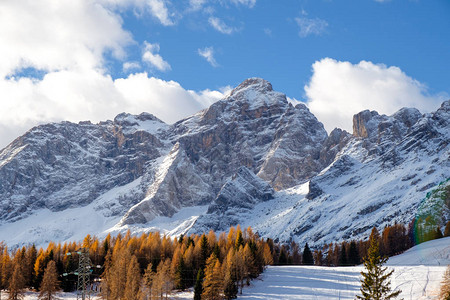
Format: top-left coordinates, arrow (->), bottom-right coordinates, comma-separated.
114,112 -> 165,127
225,78 -> 287,110
352,110 -> 381,138
230,78 -> 273,96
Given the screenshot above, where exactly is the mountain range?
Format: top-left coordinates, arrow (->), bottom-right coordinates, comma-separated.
0,78 -> 448,248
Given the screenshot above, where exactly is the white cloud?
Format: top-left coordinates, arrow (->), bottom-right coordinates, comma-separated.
0,0 -> 133,77
146,0 -> 175,25
295,16 -> 328,37
208,17 -> 235,34
198,47 -> 219,67
304,58 -> 444,133
123,61 -> 141,72
142,42 -> 171,72
100,0 -> 175,25
229,0 -> 256,8
188,0 -> 207,11
0,70 -> 225,149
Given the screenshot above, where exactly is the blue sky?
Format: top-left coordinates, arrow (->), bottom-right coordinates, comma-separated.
0,0 -> 448,148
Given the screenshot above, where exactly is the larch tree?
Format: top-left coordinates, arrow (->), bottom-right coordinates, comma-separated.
142,263 -> 155,300
356,228 -> 402,300
223,250 -> 238,300
438,265 -> 450,300
8,263 -> 25,300
123,255 -> 141,300
39,260 -> 59,300
202,255 -> 223,300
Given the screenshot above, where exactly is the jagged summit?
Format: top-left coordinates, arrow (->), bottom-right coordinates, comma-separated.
229,78 -> 273,96
223,78 -> 288,110
114,112 -> 165,125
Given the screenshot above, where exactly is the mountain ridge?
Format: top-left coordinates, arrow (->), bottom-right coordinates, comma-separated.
0,78 -> 448,248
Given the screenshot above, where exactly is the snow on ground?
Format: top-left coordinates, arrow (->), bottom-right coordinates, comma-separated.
239,237 -> 450,300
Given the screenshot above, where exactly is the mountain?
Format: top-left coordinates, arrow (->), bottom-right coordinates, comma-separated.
0,78 -> 448,248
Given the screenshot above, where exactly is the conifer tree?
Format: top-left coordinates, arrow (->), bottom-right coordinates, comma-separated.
302,243 -> 314,265
438,265 -> 450,300
348,240 -> 360,266
123,255 -> 141,300
202,255 -> 222,300
39,260 -> 59,300
142,263 -> 155,300
174,255 -> 187,290
338,243 -> 347,266
25,245 -> 37,287
193,268 -> 204,300
235,231 -> 244,250
262,244 -> 273,267
200,234 -> 209,269
277,247 -> 288,265
356,228 -> 402,300
8,263 -> 25,300
1,247 -> 12,292
223,250 -> 238,300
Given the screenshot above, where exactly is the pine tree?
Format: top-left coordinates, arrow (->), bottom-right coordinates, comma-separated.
302,243 -> 314,265
356,228 -> 402,300
338,243 -> 347,266
193,268 -> 204,300
39,260 -> 59,300
235,231 -> 244,250
200,234 -> 209,269
8,263 -> 25,300
348,240 -> 360,266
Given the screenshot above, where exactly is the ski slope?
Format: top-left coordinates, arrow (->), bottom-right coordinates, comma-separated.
238,237 -> 450,300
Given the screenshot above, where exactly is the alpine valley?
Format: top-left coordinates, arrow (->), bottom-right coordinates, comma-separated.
0,78 -> 449,248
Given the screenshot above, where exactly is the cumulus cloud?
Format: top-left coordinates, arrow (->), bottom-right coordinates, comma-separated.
0,0 -> 133,77
0,70 -> 225,148
305,58 -> 444,133
208,17 -> 235,34
198,47 -> 219,67
142,42 -> 171,72
295,16 -> 328,37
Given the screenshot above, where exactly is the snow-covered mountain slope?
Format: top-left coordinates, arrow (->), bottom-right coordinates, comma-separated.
0,78 -> 448,248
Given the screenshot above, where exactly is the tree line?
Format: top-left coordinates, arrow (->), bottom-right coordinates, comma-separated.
0,220 -> 449,299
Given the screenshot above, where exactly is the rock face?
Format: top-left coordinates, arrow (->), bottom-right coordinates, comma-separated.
119,78 -> 328,225
192,166 -> 275,232
0,77 -> 448,248
0,113 -> 168,221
